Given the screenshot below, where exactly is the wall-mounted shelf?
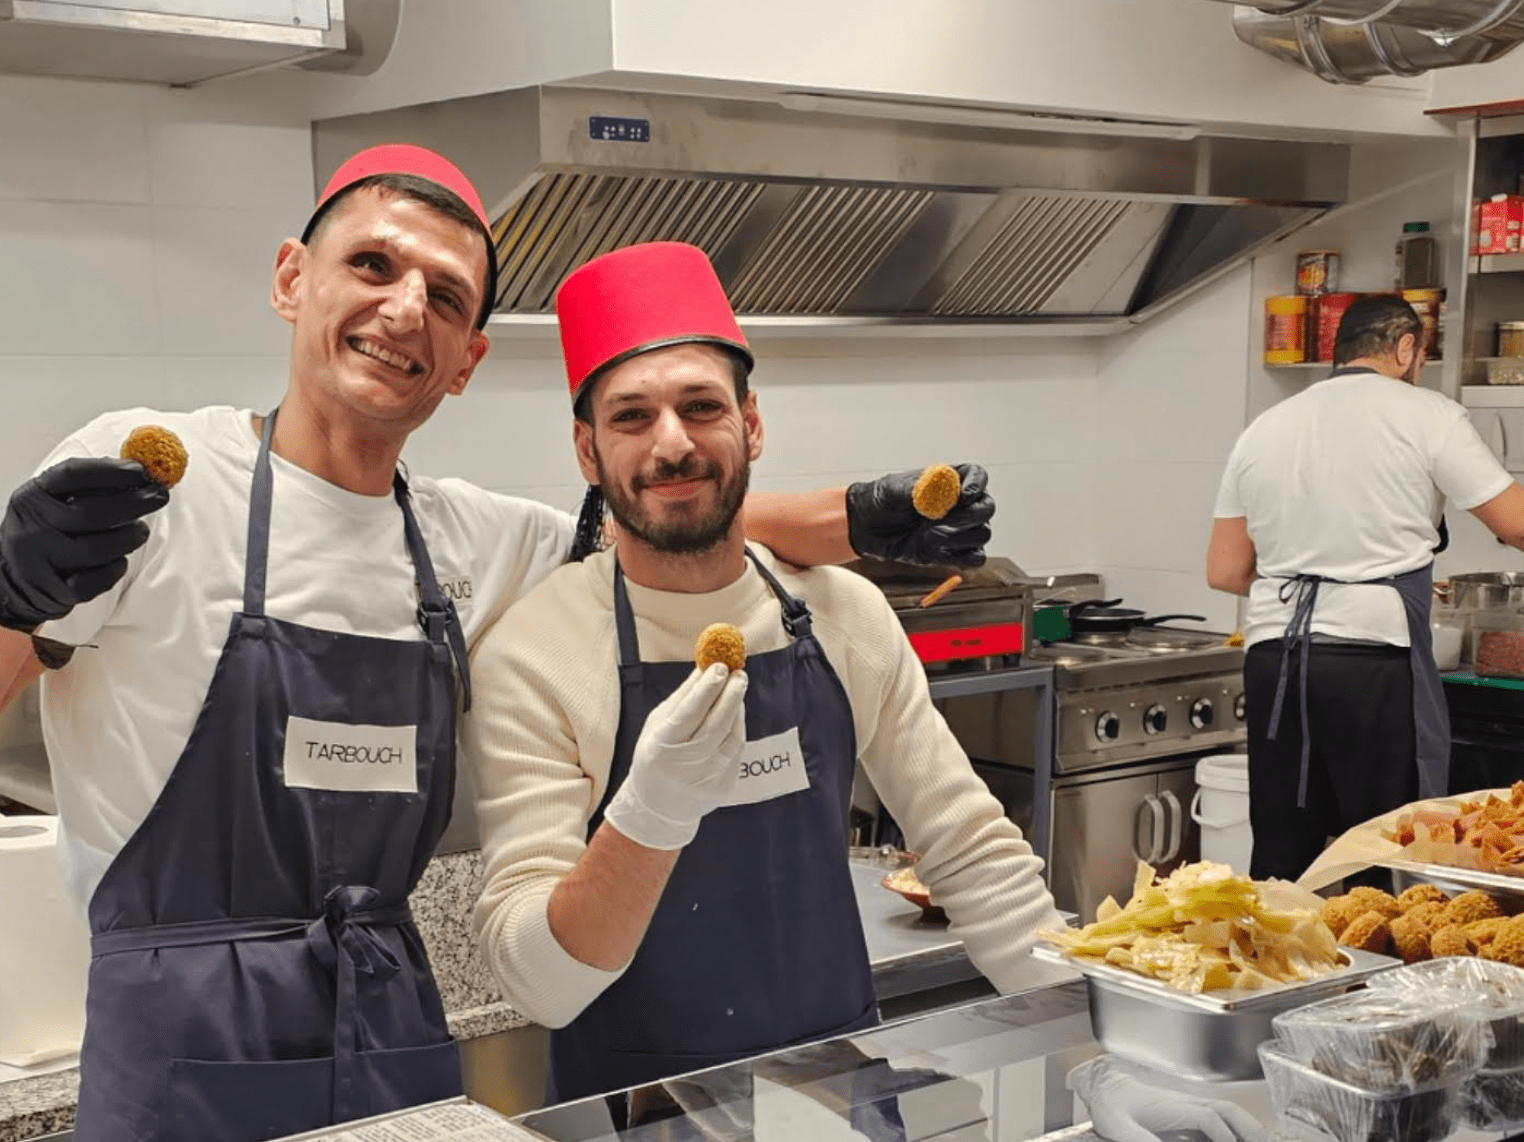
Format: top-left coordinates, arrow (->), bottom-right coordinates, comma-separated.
1473,254 -> 1524,274
1266,360 -> 1442,372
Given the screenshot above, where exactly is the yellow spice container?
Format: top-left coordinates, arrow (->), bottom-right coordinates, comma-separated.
1265,295 -> 1309,365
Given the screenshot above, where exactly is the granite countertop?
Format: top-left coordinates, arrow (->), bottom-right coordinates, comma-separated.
0,849 -> 529,1142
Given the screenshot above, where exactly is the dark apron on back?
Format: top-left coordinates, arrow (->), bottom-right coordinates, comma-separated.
1267,558 -> 1449,807
546,549 -> 878,1104
73,409 -> 471,1142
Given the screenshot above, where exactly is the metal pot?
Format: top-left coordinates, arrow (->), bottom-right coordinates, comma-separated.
1446,572 -> 1524,612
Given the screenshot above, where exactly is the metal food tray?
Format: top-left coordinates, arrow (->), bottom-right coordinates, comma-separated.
1033,944 -> 1397,1081
1379,856 -> 1524,899
1031,943 -> 1394,1012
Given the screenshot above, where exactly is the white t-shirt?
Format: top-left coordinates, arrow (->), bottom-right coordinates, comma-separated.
34,406 -> 575,912
1213,371 -> 1512,648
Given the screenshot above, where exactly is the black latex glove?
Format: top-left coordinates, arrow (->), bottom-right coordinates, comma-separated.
845,463 -> 994,568
0,458 -> 169,633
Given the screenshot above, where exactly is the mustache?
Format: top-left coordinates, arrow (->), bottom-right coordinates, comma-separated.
634,458 -> 719,490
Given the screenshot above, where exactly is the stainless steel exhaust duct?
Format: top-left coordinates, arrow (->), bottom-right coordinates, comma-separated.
313,86 -> 1349,330
1201,0 -> 1524,82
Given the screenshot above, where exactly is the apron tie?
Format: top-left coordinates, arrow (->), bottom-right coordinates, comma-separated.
1267,574 -> 1324,809
305,884 -> 409,1123
1265,563 -> 1450,811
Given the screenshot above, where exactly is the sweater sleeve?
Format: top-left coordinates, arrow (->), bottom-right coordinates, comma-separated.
826,581 -> 1066,992
459,573 -> 628,1028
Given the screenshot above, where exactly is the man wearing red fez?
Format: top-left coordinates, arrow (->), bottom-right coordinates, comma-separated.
0,151 -> 982,1142
464,241 -> 1064,1105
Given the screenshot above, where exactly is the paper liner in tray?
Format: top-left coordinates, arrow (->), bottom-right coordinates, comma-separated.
1030,942 -> 1394,1011
1296,786 -> 1524,894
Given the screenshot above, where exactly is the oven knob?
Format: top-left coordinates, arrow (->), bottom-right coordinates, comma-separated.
1190,698 -> 1215,730
1233,693 -> 1247,721
1142,705 -> 1168,734
1095,712 -> 1121,743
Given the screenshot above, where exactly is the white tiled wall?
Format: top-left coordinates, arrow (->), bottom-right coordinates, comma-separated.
1091,267 -> 1256,631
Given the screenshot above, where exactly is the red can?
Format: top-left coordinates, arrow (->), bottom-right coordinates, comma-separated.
1296,251 -> 1341,297
1312,292 -> 1359,362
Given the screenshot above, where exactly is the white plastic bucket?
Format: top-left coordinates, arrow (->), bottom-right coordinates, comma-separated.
1190,754 -> 1253,874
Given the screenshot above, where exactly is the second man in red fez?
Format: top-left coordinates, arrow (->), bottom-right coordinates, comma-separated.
464,241 -> 1064,1105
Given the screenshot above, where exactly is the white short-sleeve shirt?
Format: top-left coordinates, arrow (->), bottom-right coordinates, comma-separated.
1214,371 -> 1512,648
34,406 -> 575,911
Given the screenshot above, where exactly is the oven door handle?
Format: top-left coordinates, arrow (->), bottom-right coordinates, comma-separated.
1134,793 -> 1166,865
1160,789 -> 1183,863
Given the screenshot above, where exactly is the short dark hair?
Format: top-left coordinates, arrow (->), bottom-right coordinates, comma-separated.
304,173 -> 497,328
1332,295 -> 1423,368
571,345 -> 752,424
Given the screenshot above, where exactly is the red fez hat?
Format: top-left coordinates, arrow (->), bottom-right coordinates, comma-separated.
555,242 -> 753,401
302,144 -> 497,328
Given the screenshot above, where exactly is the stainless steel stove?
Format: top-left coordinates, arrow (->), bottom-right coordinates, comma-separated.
1027,630 -> 1247,773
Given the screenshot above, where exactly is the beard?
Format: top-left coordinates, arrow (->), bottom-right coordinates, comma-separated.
596,448 -> 750,555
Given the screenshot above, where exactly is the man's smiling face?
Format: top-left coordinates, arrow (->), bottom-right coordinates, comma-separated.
274,185 -> 489,435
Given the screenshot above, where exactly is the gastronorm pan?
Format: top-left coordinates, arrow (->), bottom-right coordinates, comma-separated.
1032,944 -> 1397,1080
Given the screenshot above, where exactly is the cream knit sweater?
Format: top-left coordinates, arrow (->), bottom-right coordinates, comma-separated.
460,545 -> 1064,1029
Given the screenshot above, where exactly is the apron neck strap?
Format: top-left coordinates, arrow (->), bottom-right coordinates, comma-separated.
612,547 -> 815,667
242,408 -> 473,710
243,408 -> 280,617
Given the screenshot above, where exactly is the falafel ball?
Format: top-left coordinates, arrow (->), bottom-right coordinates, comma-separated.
910,464 -> 961,521
120,425 -> 188,489
1488,917 -> 1524,968
1346,886 -> 1404,920
1405,900 -> 1448,934
1469,917 -> 1510,947
1398,884 -> 1450,911
1443,890 -> 1504,928
1390,913 -> 1433,964
1430,925 -> 1478,958
694,623 -> 746,673
1340,911 -> 1393,955
1322,895 -> 1364,939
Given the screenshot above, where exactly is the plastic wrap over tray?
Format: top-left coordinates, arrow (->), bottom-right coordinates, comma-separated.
1367,956 -> 1524,1068
1260,1038 -> 1465,1142
1271,988 -> 1490,1092
1463,1062 -> 1524,1131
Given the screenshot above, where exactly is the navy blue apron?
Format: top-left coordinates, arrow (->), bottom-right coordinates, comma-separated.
73,409 -> 471,1142
546,549 -> 878,1103
1266,367 -> 1450,806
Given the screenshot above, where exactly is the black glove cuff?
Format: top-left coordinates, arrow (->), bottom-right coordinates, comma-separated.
843,481 -> 876,558
0,559 -> 44,634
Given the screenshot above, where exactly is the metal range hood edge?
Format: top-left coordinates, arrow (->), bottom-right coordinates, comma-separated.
311,85 -> 1351,329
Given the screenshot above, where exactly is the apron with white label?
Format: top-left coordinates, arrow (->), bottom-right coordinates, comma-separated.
73,409 -> 470,1142
546,549 -> 878,1103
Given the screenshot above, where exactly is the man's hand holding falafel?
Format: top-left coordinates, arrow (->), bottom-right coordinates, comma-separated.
0,457 -> 170,634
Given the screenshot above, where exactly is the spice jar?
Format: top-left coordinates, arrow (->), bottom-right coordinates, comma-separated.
1265,296 -> 1308,365
1499,321 -> 1524,358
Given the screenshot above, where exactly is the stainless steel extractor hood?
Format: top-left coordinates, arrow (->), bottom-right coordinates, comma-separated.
312,86 -> 1352,332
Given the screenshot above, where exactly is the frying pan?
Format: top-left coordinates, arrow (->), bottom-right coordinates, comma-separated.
1066,599 -> 1208,636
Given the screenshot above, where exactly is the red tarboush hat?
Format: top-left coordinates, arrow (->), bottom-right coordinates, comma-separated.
555,242 -> 753,401
303,144 -> 497,328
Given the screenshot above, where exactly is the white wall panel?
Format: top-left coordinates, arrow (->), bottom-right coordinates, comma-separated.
149,207 -> 301,358
0,77 -> 150,205
0,201 -> 161,356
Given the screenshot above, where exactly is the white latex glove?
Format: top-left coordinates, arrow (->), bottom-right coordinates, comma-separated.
1068,1057 -> 1267,1142
603,663 -> 749,851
